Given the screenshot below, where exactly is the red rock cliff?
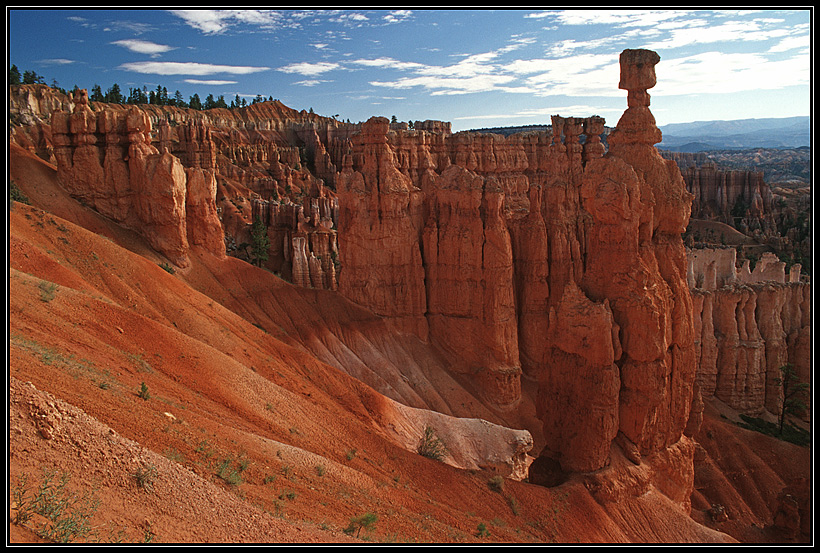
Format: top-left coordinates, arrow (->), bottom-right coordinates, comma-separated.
333,50 -> 699,485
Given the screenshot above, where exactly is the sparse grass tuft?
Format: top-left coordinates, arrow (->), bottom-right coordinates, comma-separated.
38,281 -> 58,302
133,464 -> 157,493
216,456 -> 249,487
10,470 -> 101,543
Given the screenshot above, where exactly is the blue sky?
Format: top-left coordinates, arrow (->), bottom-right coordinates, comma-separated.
8,8 -> 812,132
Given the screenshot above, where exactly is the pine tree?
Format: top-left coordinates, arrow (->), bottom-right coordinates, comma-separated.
776,363 -> 809,435
250,216 -> 270,267
106,83 -> 124,104
90,84 -> 104,102
189,93 -> 202,110
9,64 -> 21,85
22,69 -> 45,84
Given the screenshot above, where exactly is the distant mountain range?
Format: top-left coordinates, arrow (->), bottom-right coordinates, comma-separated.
657,116 -> 810,152
467,116 -> 810,152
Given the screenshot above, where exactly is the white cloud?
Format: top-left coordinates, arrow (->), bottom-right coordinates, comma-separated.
768,34 -> 810,52
351,57 -> 426,71
653,51 -> 810,96
111,39 -> 176,56
277,61 -> 340,76
498,36 -> 537,54
504,53 -> 620,98
184,79 -> 238,85
537,9 -> 689,28
294,79 -> 332,87
370,73 -> 521,96
169,9 -> 283,34
643,18 -> 791,49
120,61 -> 269,76
452,104 -> 622,121
383,10 -> 413,24
329,12 -> 370,25
37,58 -> 75,65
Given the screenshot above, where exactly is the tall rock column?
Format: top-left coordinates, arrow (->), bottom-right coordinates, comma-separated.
597,49 -> 697,456
421,165 -> 521,407
336,117 -> 428,339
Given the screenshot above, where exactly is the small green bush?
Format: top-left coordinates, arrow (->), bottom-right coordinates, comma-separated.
417,425 -> 447,461
138,382 -> 150,401
344,512 -> 378,538
9,179 -> 30,205
158,262 -> 176,274
488,475 -> 504,493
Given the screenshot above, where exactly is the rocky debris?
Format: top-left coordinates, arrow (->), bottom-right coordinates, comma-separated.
771,479 -> 810,540
708,503 -> 729,523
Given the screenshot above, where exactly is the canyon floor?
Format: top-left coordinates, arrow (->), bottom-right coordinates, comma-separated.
7,144 -> 811,544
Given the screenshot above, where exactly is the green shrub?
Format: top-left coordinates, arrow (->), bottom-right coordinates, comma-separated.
137,382 -> 150,400
416,425 -> 447,461
158,262 -> 176,274
344,512 -> 378,538
488,475 -> 504,493
9,179 -> 30,205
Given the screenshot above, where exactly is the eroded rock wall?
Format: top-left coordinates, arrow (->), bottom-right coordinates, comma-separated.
50,90 -> 225,267
333,49 -> 699,481
692,280 -> 810,419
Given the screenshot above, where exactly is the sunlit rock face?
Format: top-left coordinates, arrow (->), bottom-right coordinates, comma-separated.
51,91 -> 225,267
332,49 -> 698,486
